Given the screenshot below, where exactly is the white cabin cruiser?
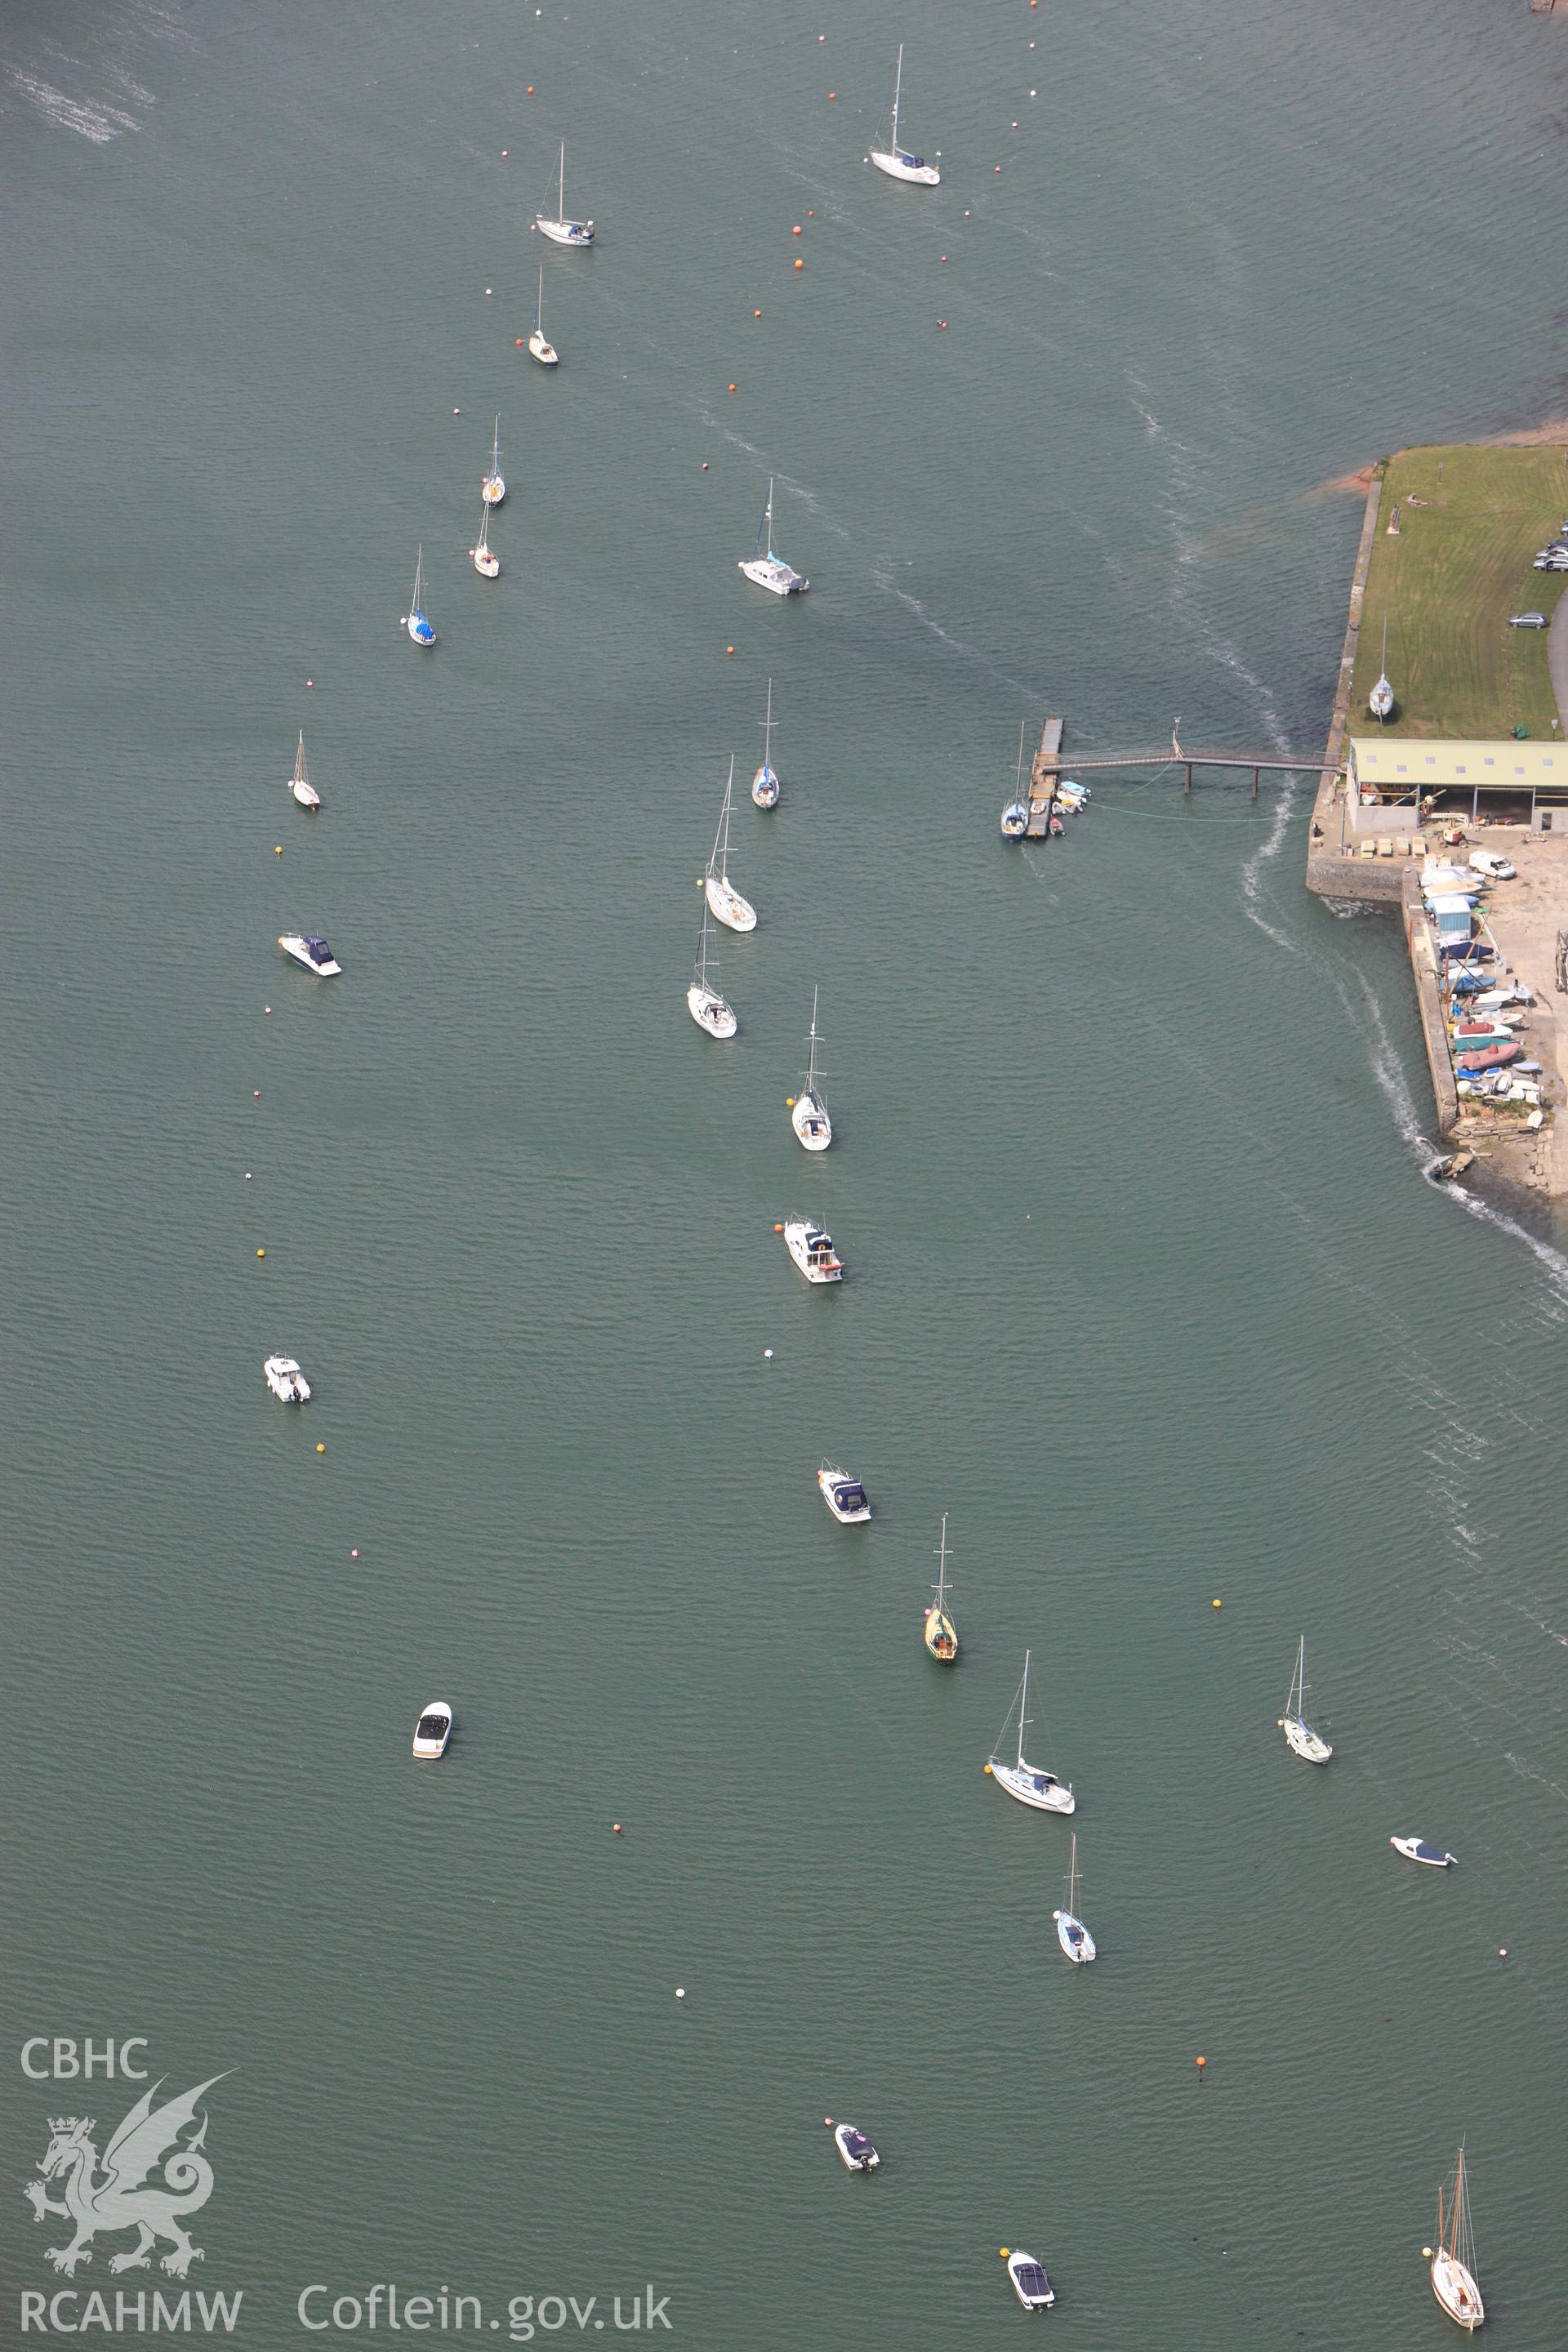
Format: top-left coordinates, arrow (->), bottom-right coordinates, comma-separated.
1391,1836 -> 1457,1868
404,545 -> 435,647
1053,1833 -> 1097,1963
263,1354 -> 311,1404
706,757 -> 757,931
832,2123 -> 879,2172
470,502 -> 499,578
482,417 -> 506,506
1005,2252 -> 1055,2311
818,1463 -> 871,1522
289,731 -> 320,810
739,477 -> 808,596
783,1217 -> 842,1283
687,900 -> 737,1039
869,46 -> 941,185
1278,1636 -> 1332,1762
528,261 -> 559,365
987,1649 -> 1075,1812
752,678 -> 780,807
536,141 -> 593,245
412,1701 -> 453,1760
278,933 -> 341,977
790,987 -> 831,1150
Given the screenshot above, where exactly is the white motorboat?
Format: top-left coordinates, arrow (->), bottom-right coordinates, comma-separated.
470,501 -> 499,578
1431,2145 -> 1484,2332
1000,719 -> 1029,840
924,1515 -> 958,1662
832,2123 -> 879,2172
278,932 -> 341,977
783,1217 -> 842,1283
869,46 -> 941,185
403,545 -> 436,647
706,757 -> 758,932
1053,1833 -> 1097,1963
818,1463 -> 871,1523
687,899 -> 737,1039
739,477 -> 808,596
528,261 -> 559,366
1391,1836 -> 1457,1868
1369,617 -> 1396,722
536,141 -> 594,246
482,417 -> 506,506
987,1649 -> 1075,1813
263,1354 -> 311,1404
752,677 -> 781,807
790,987 -> 831,1150
412,1701 -> 453,1760
288,730 -> 320,811
1004,2252 -> 1055,2311
1278,1636 -> 1332,1763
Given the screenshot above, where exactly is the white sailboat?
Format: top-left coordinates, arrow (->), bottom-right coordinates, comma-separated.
482,418 -> 506,506
528,262 -> 559,367
403,546 -> 436,647
869,46 -> 940,185
790,987 -> 831,1150
1369,617 -> 1396,721
706,758 -> 758,933
1277,1637 -> 1332,1763
1000,719 -> 1029,840
739,477 -> 808,596
1053,1833 -> 1097,1963
536,141 -> 594,246
686,899 -> 737,1040
1431,2145 -> 1484,2331
470,501 -> 499,578
986,1650 -> 1075,1813
923,1514 -> 957,1663
751,677 -> 781,808
288,731 -> 320,811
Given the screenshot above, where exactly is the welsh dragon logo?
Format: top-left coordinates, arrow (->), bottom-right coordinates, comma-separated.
24,2076 -> 226,2278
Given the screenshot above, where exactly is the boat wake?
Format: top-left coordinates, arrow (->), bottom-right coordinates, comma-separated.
7,69 -> 141,140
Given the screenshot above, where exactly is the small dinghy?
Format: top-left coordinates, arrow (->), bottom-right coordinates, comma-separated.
278,933 -> 341,977
783,1218 -> 843,1283
868,46 -> 941,185
403,545 -> 436,647
751,678 -> 780,807
1391,1836 -> 1457,1868
831,2123 -> 879,2172
1004,2251 -> 1055,2311
1431,2144 -> 1484,2332
289,730 -> 320,811
987,1650 -> 1075,1813
528,261 -> 559,366
1278,1637 -> 1332,1763
706,757 -> 757,932
482,417 -> 506,506
412,1701 -> 453,1760
687,900 -> 737,1040
263,1354 -> 311,1403
1053,1832 -> 1097,1963
924,1514 -> 958,1661
1000,720 -> 1029,841
535,141 -> 594,246
818,1463 -> 871,1523
739,476 -> 808,596
470,501 -> 500,578
790,987 -> 831,1150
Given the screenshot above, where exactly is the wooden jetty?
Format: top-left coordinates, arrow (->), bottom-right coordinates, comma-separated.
1024,717 -> 1063,837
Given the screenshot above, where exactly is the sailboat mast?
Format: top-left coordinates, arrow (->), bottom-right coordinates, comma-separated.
1018,1650 -> 1030,1768
559,141 -> 565,219
808,985 -> 820,1084
765,477 -> 775,560
935,1512 -> 947,1604
891,44 -> 903,146
764,678 -> 773,749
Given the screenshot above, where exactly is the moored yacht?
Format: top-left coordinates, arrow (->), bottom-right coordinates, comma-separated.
1004,2252 -> 1055,2311
818,1463 -> 871,1522
831,2123 -> 880,2172
470,502 -> 499,578
482,418 -> 506,506
869,45 -> 941,185
687,899 -> 737,1039
263,1354 -> 311,1403
1000,719 -> 1029,841
739,477 -> 808,596
986,1649 -> 1074,1812
706,758 -> 758,931
790,987 -> 831,1150
536,141 -> 594,246
289,731 -> 320,811
412,1702 -> 453,1760
752,678 -> 781,807
1430,2145 -> 1484,2332
783,1217 -> 842,1283
278,933 -> 341,977
1053,1833 -> 1097,1963
403,546 -> 435,647
1391,1836 -> 1457,1868
528,261 -> 559,366
1278,1636 -> 1332,1762
924,1514 -> 958,1662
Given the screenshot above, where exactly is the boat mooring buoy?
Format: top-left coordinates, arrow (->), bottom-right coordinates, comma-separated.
316,1443 -> 325,1454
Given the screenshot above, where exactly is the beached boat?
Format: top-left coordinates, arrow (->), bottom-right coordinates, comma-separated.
1391,1836 -> 1457,1868
1053,1833 -> 1097,1963
528,262 -> 559,366
987,1650 -> 1075,1813
404,546 -> 436,647
832,2123 -> 879,2172
1277,1636 -> 1332,1762
1369,619 -> 1396,722
739,477 -> 808,596
278,933 -> 341,977
783,1218 -> 843,1283
752,678 -> 781,808
1000,720 -> 1029,841
1431,2145 -> 1484,2331
412,1702 -> 453,1760
791,988 -> 831,1150
924,1514 -> 958,1662
706,758 -> 757,933
1455,1042 -> 1520,1073
536,141 -> 593,246
288,731 -> 320,811
482,418 -> 506,506
470,501 -> 499,578
263,1354 -> 311,1403
1004,2252 -> 1055,2311
869,45 -> 940,185
818,1463 -> 871,1523
1427,1150 -> 1477,1183
686,899 -> 737,1040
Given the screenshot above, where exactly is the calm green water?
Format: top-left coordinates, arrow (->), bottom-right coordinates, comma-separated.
5,2 -> 1568,2345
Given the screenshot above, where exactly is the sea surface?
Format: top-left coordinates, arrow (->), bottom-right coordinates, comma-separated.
4,2 -> 1568,2345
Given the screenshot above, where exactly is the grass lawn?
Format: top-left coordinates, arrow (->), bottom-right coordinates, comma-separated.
1352,445 -> 1568,740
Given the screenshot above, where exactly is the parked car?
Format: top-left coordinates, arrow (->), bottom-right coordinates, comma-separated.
1469,850 -> 1517,880
1533,553 -> 1568,572
1509,612 -> 1549,629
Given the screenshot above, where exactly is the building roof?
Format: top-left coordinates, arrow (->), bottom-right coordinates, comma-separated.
1349,738 -> 1568,792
